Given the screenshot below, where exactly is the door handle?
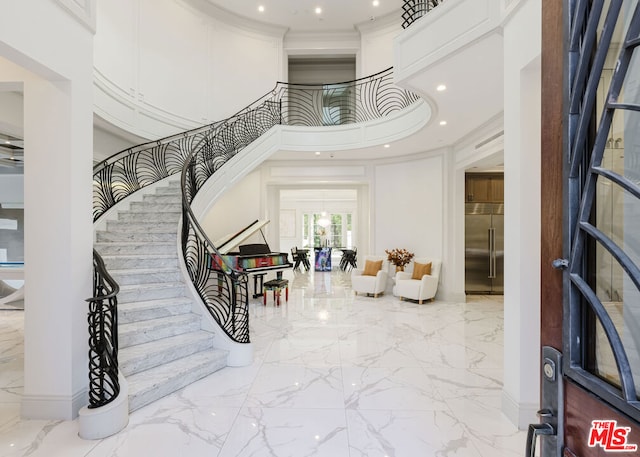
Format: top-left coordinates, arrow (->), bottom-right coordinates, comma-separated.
526,423 -> 555,457
526,409 -> 556,457
488,227 -> 496,278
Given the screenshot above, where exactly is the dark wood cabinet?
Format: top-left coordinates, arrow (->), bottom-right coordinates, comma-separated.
465,173 -> 504,203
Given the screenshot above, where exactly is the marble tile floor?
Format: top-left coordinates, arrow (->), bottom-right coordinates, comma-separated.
0,270 -> 526,456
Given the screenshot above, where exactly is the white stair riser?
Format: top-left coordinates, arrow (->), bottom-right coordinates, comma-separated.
119,302 -> 193,324
119,317 -> 201,348
120,337 -> 213,375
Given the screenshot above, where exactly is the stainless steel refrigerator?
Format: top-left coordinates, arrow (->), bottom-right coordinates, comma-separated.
465,203 -> 504,294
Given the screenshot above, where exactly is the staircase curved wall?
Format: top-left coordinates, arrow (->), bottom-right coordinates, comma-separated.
93,0 -> 404,141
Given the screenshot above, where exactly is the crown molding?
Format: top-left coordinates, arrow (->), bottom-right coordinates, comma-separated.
179,0 -> 288,38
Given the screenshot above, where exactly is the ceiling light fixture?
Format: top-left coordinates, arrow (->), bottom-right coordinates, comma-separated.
384,144 -> 390,148
258,5 -> 265,12
439,120 -> 447,126
315,7 -> 322,14
372,0 -> 380,6
315,151 -> 321,156
436,84 -> 447,91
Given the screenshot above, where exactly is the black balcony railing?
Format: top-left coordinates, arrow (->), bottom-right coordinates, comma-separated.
402,0 -> 445,29
93,67 -> 420,346
86,249 -> 120,408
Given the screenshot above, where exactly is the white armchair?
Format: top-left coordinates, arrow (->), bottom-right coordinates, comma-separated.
351,255 -> 389,298
393,258 -> 441,304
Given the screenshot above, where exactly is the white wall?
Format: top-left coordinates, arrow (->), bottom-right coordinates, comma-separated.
0,175 -> 24,206
94,0 -> 285,139
200,169 -> 263,244
373,155 -> 444,260
501,0 -> 542,429
358,17 -> 401,77
93,126 -> 138,163
0,90 -> 24,137
0,0 -> 95,420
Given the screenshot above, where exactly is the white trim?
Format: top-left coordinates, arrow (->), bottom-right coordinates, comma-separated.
501,389 -> 538,430
54,0 -> 96,33
21,387 -> 87,420
78,374 -> 129,440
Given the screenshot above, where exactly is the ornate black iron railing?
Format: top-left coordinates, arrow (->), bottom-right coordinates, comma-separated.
93,67 -> 420,344
86,249 -> 120,408
401,0 -> 446,29
564,0 -> 640,421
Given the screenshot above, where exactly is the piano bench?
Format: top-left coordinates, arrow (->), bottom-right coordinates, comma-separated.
263,279 -> 289,306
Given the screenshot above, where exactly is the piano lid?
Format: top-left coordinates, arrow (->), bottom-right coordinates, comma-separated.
214,219 -> 270,255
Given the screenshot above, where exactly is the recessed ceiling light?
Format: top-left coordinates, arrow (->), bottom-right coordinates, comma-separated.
315,151 -> 321,155
372,0 -> 380,6
439,120 -> 447,126
258,5 -> 265,12
384,144 -> 390,148
436,84 -> 447,91
4,141 -> 10,144
315,7 -> 322,14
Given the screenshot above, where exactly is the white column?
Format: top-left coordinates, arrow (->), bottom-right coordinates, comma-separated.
0,0 -> 95,420
501,0 -> 542,429
21,75 -> 93,419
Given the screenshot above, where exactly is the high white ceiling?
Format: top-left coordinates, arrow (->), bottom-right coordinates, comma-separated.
201,0 -> 403,32
193,1 -> 505,163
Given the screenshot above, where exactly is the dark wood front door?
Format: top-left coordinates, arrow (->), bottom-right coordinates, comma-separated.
540,1 -> 640,456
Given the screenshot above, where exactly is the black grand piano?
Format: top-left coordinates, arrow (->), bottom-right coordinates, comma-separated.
212,219 -> 292,298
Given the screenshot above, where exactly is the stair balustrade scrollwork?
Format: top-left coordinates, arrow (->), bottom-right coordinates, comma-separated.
86,249 -> 120,408
401,0 -> 446,29
93,67 -> 421,347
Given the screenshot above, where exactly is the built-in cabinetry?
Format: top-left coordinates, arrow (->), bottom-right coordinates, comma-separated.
465,173 -> 504,203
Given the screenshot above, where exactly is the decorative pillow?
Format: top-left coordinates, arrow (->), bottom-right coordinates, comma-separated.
412,262 -> 432,280
362,259 -> 383,276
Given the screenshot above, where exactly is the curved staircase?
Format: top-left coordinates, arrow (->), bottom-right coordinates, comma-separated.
94,180 -> 227,411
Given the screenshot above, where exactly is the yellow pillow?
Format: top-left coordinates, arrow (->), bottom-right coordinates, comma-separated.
363,259 -> 383,276
412,262 -> 432,280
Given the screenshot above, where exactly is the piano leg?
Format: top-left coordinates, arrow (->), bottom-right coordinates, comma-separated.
253,273 -> 266,298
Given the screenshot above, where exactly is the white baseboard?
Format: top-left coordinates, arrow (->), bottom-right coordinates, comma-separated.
21,387 -> 87,420
502,389 -> 539,430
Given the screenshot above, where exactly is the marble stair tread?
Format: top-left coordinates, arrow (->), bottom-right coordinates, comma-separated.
117,282 -> 186,302
117,211 -> 182,222
96,230 -> 177,242
109,268 -> 182,285
119,330 -> 214,375
106,221 -> 178,232
127,348 -> 228,412
119,313 -> 201,347
94,241 -> 176,255
118,297 -> 194,324
142,195 -> 181,203
128,202 -> 182,212
102,254 -> 178,270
